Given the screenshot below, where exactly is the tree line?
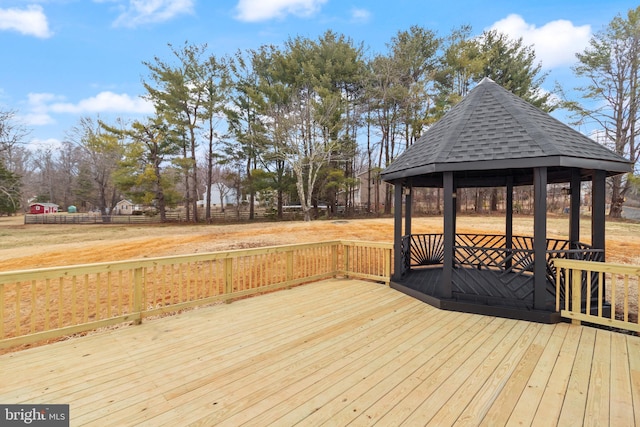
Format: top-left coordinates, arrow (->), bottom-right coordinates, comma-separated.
1,7 -> 639,221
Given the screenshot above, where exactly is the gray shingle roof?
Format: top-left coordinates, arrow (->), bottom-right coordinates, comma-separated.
381,78 -> 632,184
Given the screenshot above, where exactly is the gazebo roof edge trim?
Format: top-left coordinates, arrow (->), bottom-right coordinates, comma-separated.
381,155 -> 633,184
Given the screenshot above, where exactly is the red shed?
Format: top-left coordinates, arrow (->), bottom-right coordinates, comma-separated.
29,203 -> 59,214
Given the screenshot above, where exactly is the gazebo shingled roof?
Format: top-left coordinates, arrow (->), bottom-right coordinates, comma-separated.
381,78 -> 633,323
381,77 -> 631,186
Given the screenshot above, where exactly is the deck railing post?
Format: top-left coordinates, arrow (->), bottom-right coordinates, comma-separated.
224,257 -> 233,303
384,247 -> 392,285
344,244 -> 351,278
133,267 -> 143,325
286,250 -> 294,288
571,267 -> 582,325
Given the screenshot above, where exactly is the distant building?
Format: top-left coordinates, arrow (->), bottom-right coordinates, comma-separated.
338,170 -> 391,212
197,185 -> 239,208
113,199 -> 141,215
29,203 -> 59,214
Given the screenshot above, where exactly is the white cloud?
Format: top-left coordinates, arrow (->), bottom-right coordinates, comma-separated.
28,92 -> 61,106
22,112 -> 56,126
19,93 -> 61,126
22,91 -> 154,126
29,137 -> 63,151
50,92 -> 154,114
0,5 -> 52,38
235,0 -> 328,22
350,7 -> 371,24
489,14 -> 591,69
111,0 -> 194,28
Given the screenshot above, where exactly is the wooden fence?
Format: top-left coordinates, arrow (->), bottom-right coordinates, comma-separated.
0,240 -> 392,350
554,258 -> 640,333
23,211 -> 254,224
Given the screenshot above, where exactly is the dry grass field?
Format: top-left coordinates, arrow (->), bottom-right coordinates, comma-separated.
0,213 -> 638,343
1,213 -> 639,271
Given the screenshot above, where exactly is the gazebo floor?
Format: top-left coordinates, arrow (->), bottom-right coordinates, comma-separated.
1,279 -> 638,426
392,268 -> 561,323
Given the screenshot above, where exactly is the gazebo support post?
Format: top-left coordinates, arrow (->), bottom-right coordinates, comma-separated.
592,170 -> 606,260
569,168 -> 581,248
506,177 -> 514,269
441,171 -> 455,298
591,170 -> 608,312
404,186 -> 413,277
533,167 -> 548,310
405,186 -> 412,240
392,183 -> 404,281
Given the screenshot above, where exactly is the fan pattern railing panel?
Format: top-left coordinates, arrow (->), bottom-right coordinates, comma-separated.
401,233 -> 604,309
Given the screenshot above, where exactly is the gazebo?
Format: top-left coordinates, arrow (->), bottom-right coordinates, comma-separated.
381,78 -> 632,323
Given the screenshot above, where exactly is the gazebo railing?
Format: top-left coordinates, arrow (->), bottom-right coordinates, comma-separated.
403,234 -> 603,269
401,233 -> 604,309
402,234 -> 446,269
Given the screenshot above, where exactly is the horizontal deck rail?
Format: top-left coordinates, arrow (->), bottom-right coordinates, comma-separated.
554,258 -> 640,333
0,240 -> 392,350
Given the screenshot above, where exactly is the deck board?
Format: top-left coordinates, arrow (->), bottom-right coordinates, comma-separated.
506,322 -> 569,425
609,331 -> 634,426
558,327 -> 596,426
585,330 -> 611,426
628,337 -> 640,425
0,278 -> 638,426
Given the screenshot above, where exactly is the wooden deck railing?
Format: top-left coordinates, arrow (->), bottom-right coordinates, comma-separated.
554,258 -> 640,333
0,240 -> 392,350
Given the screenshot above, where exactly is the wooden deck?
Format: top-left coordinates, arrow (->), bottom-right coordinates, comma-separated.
1,278 -> 638,426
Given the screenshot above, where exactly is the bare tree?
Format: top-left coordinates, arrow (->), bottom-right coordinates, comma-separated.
569,6 -> 640,217
30,147 -> 57,203
0,109 -> 28,155
67,117 -> 123,215
275,93 -> 339,221
0,109 -> 29,214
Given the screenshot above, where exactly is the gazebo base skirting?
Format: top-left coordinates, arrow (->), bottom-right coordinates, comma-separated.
391,268 -> 562,324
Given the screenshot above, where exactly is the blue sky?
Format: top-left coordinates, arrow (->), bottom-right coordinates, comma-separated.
1,0 -> 638,148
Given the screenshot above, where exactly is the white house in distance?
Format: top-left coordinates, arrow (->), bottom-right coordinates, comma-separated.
113,199 -> 141,215
197,185 -> 238,209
